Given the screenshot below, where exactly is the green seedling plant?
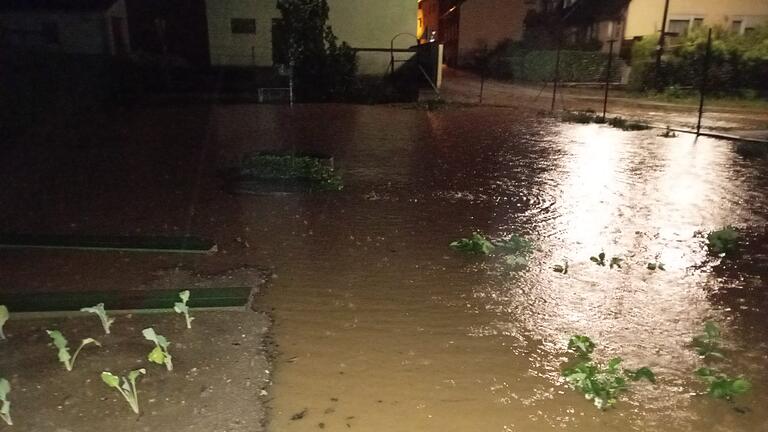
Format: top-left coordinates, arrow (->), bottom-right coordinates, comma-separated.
0,378 -> 11,425
590,252 -> 606,266
659,126 -> 678,138
609,257 -> 623,269
562,335 -> 655,410
46,330 -> 100,371
450,233 -> 495,255
80,303 -> 115,335
647,262 -> 666,271
0,305 -> 8,340
553,261 -> 569,274
695,368 -> 751,402
101,369 -> 146,414
706,227 -> 740,256
174,290 -> 194,329
143,327 -> 173,371
692,321 -> 725,360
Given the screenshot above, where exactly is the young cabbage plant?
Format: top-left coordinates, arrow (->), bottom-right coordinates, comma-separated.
553,261 -> 569,274
503,255 -> 528,271
450,233 -> 495,255
692,321 -> 725,360
101,369 -> 146,414
0,305 -> 8,340
80,303 -> 115,335
492,234 -> 533,255
143,327 -> 173,371
609,257 -> 623,269
695,368 -> 751,402
646,262 -> 666,271
706,227 -> 740,256
46,330 -> 100,371
590,252 -> 606,266
173,290 -> 194,329
562,335 -> 655,410
0,378 -> 11,425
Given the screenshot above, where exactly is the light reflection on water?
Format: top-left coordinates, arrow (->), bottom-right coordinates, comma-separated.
248,105 -> 768,432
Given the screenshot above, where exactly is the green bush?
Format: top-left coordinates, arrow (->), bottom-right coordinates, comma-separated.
488,49 -> 622,83
628,25 -> 768,94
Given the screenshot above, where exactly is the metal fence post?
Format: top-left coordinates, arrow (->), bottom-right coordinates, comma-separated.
696,28 -> 713,135
602,39 -> 616,121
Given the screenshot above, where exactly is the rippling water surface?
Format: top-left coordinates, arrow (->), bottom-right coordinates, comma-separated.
226,104 -> 768,432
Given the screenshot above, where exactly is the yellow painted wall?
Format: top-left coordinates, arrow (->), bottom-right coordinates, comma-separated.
457,0 -> 532,65
206,0 -> 416,74
328,0 -> 417,74
625,0 -> 768,38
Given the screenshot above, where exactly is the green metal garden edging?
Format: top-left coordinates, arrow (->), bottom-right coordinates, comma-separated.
0,234 -> 217,254
0,286 -> 253,313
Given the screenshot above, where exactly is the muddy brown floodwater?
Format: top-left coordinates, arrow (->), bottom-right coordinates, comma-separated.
2,104 -> 768,431
245,105 -> 768,432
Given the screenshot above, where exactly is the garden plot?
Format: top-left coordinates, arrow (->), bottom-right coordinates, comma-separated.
0,310 -> 271,431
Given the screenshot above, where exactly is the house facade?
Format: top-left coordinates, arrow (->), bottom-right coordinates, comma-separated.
553,0 -> 768,53
433,0 -> 537,66
0,0 -> 130,56
204,0 -> 417,75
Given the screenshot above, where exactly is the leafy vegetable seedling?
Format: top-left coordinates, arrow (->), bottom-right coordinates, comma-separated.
692,321 -> 725,360
706,227 -> 740,256
695,368 -> 751,402
450,233 -> 495,255
80,303 -> 115,335
0,378 -> 11,425
143,328 -> 173,371
590,252 -> 606,266
492,235 -> 533,255
609,257 -> 623,269
0,305 -> 8,340
101,369 -> 146,414
173,290 -> 194,329
562,335 -> 655,410
647,262 -> 666,271
46,330 -> 100,371
553,261 -> 569,274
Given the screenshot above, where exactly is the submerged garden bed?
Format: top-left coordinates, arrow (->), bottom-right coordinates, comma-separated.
0,310 -> 271,431
220,152 -> 342,194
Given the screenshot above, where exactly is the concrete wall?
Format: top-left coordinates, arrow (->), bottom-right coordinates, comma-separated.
625,0 -> 768,38
0,0 -> 129,56
205,0 -> 278,66
457,0 -> 532,65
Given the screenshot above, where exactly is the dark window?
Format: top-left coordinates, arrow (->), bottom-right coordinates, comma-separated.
667,19 -> 689,37
41,22 -> 59,44
745,27 -> 756,34
693,18 -> 703,28
730,20 -> 742,33
231,18 -> 256,34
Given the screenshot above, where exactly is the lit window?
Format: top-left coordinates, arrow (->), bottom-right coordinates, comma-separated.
231,18 -> 256,34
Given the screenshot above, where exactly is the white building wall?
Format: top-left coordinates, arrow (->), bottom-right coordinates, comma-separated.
205,0 -> 278,66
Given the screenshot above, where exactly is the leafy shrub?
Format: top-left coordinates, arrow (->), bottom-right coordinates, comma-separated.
562,335 -> 655,410
488,50 -> 623,83
275,0 -> 358,101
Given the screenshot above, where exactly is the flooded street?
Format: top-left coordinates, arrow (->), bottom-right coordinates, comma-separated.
239,105 -> 768,431
1,103 -> 767,431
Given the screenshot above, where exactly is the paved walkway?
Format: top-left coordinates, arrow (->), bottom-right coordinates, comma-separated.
439,68 -> 768,140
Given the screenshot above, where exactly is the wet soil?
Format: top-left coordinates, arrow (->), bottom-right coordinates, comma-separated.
0,310 -> 271,432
